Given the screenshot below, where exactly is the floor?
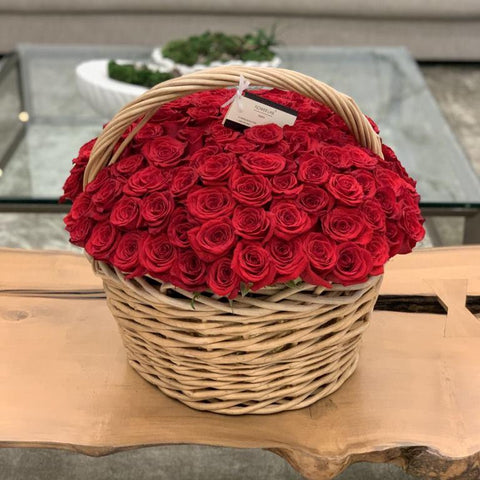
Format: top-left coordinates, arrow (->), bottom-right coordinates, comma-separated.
1,63 -> 479,479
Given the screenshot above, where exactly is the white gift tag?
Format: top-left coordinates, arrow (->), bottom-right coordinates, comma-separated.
223,91 -> 298,132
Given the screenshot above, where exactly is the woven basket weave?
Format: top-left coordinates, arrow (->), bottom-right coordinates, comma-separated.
85,66 -> 384,415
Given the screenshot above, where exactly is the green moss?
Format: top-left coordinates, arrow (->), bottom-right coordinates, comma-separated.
162,28 -> 277,66
107,61 -> 174,88
107,28 -> 277,87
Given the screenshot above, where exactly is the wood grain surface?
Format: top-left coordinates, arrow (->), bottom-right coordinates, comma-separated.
1,247 -> 479,480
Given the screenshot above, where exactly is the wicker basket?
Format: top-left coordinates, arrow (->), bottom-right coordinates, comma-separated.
84,66 -> 384,415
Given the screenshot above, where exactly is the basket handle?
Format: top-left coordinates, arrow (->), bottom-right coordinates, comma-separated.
84,66 -> 383,187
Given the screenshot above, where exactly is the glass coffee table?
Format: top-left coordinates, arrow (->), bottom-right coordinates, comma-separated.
1,44 -> 479,243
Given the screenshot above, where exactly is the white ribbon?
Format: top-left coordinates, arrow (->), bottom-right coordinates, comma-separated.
221,74 -> 251,111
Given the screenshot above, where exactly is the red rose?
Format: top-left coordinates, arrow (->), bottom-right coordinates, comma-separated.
301,232 -> 337,287
110,195 -> 142,230
141,191 -> 174,230
225,138 -> 256,154
171,249 -> 207,291
64,210 -> 93,248
240,152 -> 286,176
188,217 -> 236,262
197,153 -> 235,184
326,114 -> 349,132
150,106 -> 184,123
323,207 -> 372,244
167,208 -> 200,248
375,187 -> 398,218
141,136 -> 185,167
231,241 -> 276,290
133,123 -> 164,146
296,98 -> 321,121
208,123 -> 240,144
257,88 -> 291,105
207,256 -> 241,299
283,159 -> 299,174
232,206 -> 275,242
187,186 -> 235,220
244,124 -> 283,145
77,138 -> 96,162
84,169 -> 110,195
123,166 -> 171,196
332,243 -> 373,285
318,145 -> 352,169
376,168 -> 406,195
111,154 -> 145,178
352,170 -> 377,198
283,127 -> 314,155
85,221 -> 119,261
261,140 -> 291,156
177,126 -> 204,154
327,173 -> 364,206
267,236 -> 306,283
398,188 -> 421,211
187,105 -> 219,122
112,231 -> 146,277
400,208 -> 425,243
230,172 -> 272,207
90,177 -> 124,218
270,201 -> 312,240
366,234 -> 390,276
382,144 -> 416,187
161,118 -> 190,137
362,199 -> 386,231
296,186 -> 333,215
286,119 -> 321,135
189,145 -> 221,169
171,166 -> 198,198
319,128 -> 355,146
191,89 -> 233,107
345,146 -> 378,169
69,192 -> 92,221
385,220 -> 407,256
60,167 -> 84,202
297,155 -> 330,185
271,173 -> 303,198
149,107 -> 189,135
140,233 -> 177,275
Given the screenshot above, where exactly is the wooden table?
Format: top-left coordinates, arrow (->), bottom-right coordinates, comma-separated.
1,247 -> 479,480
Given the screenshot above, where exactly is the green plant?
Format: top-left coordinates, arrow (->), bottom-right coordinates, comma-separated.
162,28 -> 277,66
108,61 -> 174,88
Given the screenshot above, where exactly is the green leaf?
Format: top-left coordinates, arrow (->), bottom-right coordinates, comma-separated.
190,292 -> 201,310
240,283 -> 252,297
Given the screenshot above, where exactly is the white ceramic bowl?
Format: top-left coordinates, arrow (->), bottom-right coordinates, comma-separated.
76,59 -> 148,118
151,48 -> 281,75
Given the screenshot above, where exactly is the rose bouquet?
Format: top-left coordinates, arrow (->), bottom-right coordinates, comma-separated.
61,67 -> 424,414
63,88 -> 424,299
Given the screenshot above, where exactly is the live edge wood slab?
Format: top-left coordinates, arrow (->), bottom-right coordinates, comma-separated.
1,247 -> 480,480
